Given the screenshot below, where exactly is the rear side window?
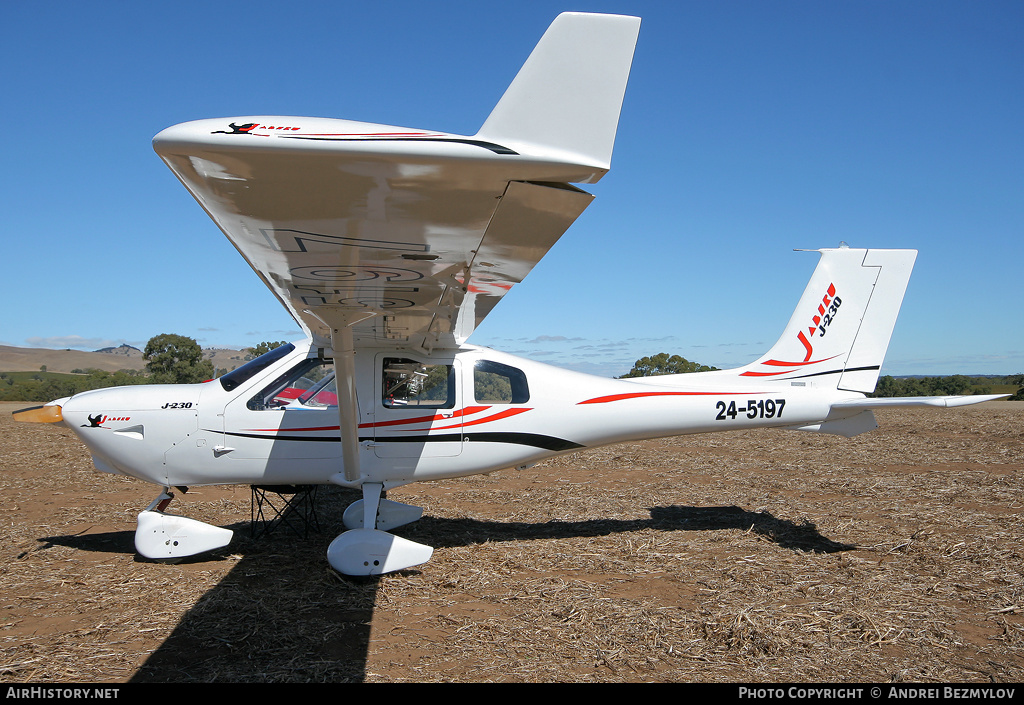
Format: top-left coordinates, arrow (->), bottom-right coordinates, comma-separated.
474,360 -> 529,404
382,358 -> 454,409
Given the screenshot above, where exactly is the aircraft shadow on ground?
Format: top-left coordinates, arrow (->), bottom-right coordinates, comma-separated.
39,488 -> 852,682
401,503 -> 854,556
420,504 -> 855,555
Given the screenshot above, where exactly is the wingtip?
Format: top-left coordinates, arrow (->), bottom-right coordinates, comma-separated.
476,12 -> 640,177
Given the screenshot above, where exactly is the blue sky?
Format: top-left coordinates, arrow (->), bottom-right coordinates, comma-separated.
2,1 -> 1021,377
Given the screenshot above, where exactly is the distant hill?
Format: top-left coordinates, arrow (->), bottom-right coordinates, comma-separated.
204,348 -> 250,374
0,344 -> 248,375
94,343 -> 144,357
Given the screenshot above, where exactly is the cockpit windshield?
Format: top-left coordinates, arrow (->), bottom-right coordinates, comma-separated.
219,343 -> 295,392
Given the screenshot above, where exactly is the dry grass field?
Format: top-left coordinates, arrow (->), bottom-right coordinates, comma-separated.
0,346 -> 247,375
1,400 -> 1022,683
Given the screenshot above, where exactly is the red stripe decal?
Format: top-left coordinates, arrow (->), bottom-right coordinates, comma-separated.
760,357 -> 834,367
740,353 -> 843,375
378,407 -> 532,434
457,407 -> 532,427
358,405 -> 491,430
245,406 -> 495,433
578,391 -> 762,405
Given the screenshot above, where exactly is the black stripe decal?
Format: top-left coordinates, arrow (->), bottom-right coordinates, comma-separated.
217,430 -> 582,452
797,365 -> 880,380
468,433 -> 583,452
280,135 -> 519,155
374,432 -> 583,452
217,431 -> 342,443
767,365 -> 881,381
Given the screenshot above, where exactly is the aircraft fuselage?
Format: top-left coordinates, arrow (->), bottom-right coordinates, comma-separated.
59,341 -> 857,490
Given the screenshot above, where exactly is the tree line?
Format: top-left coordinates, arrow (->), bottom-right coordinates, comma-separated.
4,345 -> 1023,402
616,353 -> 1023,400
1,334 -> 280,402
872,374 -> 1024,400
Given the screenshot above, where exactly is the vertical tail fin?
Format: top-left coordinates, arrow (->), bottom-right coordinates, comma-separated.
738,247 -> 917,392
475,12 -> 640,181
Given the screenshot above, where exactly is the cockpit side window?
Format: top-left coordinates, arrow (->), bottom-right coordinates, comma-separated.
382,358 -> 454,409
474,360 -> 529,404
247,358 -> 337,410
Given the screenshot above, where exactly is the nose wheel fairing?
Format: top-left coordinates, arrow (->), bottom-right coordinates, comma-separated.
134,490 -> 233,561
135,510 -> 234,560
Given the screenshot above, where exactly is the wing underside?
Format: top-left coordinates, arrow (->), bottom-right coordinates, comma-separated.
152,13 -> 640,352
156,138 -> 594,350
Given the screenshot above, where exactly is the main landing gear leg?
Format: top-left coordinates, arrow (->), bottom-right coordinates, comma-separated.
341,487 -> 425,531
327,483 -> 433,576
135,487 -> 233,561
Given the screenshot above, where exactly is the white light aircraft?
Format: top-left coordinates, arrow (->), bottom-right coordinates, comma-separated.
15,13 -> 1006,575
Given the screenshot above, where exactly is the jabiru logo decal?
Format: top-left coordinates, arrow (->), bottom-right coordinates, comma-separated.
211,123 -> 302,135
797,283 -> 842,361
739,282 -> 843,378
82,414 -> 131,428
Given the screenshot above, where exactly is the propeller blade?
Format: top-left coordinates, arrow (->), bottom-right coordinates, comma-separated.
12,404 -> 64,424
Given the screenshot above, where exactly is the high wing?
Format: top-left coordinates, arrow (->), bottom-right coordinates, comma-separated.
152,13 -> 640,353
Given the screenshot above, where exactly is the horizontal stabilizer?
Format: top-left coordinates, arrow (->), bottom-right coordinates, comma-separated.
833,394 -> 1010,409
792,393 -> 1009,438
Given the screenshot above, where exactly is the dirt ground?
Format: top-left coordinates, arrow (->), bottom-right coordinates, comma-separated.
1,400 -> 1022,683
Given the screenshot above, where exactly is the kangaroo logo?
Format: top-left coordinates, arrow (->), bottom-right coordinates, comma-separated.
212,122 -> 259,135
